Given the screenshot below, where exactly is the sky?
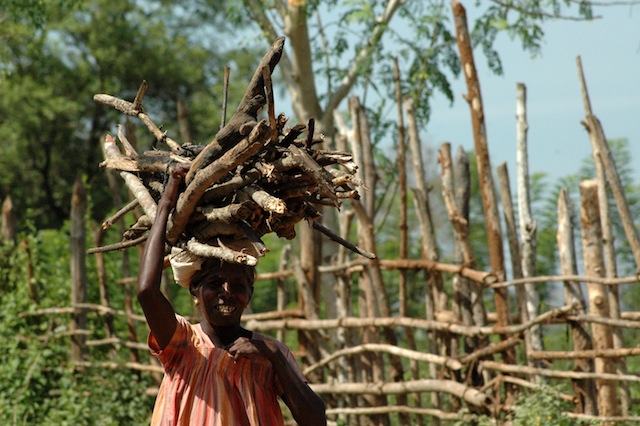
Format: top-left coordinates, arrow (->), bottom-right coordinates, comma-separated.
426,3 -> 640,183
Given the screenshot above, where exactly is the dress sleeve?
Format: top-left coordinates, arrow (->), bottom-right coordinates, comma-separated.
148,315 -> 196,370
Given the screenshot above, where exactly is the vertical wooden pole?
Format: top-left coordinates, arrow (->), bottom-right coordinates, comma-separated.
515,83 -> 544,376
70,175 -> 88,364
405,96 -> 444,417
577,56 -> 630,413
451,0 -> 514,402
177,98 -> 192,144
557,188 -> 597,415
2,195 -> 16,245
393,57 -> 423,425
579,179 -> 618,418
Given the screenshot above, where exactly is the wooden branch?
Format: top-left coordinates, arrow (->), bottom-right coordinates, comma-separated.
378,258 -> 496,284
221,66 -> 230,128
566,413 -> 640,423
214,37 -> 285,148
325,405 -> 460,420
87,234 -> 148,254
241,308 -> 304,322
199,203 -> 253,225
116,124 -> 138,157
93,91 -> 181,152
186,238 -> 258,265
167,120 -> 271,242
19,303 -> 146,322
567,314 -> 640,329
459,335 -> 522,364
312,221 -> 376,259
529,347 -> 640,360
480,360 -> 640,383
243,184 -> 287,214
310,379 -> 490,407
245,305 -> 573,337
303,343 -> 462,376
489,273 -> 639,288
85,337 -> 148,351
74,361 -> 163,374
100,199 -> 139,230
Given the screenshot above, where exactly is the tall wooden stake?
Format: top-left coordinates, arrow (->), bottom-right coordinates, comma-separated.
70,175 -> 88,364
579,180 -> 618,419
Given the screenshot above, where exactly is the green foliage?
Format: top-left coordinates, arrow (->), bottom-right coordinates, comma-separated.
510,385 -> 597,426
455,385 -> 599,426
0,0 -> 258,231
0,227 -> 155,425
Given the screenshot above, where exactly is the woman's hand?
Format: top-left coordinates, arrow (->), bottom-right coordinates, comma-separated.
161,162 -> 190,209
226,337 -> 277,362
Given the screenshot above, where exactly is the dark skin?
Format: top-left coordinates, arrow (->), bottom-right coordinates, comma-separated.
137,164 -> 326,426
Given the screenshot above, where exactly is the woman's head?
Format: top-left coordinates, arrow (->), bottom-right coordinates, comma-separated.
189,259 -> 256,297
189,260 -> 256,327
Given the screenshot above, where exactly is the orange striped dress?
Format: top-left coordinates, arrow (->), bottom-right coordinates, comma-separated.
148,315 -> 305,425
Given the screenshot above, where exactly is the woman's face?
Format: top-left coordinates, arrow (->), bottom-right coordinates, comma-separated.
196,262 -> 254,328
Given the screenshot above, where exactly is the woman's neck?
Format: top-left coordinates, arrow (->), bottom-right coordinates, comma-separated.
201,321 -> 250,347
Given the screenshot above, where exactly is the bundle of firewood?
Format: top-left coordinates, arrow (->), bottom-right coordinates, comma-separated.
91,37 -> 373,264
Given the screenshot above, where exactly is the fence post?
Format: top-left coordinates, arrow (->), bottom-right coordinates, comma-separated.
579,179 -> 618,419
70,175 -> 88,363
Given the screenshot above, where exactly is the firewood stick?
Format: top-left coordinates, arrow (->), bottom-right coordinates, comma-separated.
167,120 -> 271,243
237,219 -> 269,256
100,157 -> 138,172
199,203 -> 253,224
104,134 -> 156,219
123,215 -> 152,239
221,66 -> 230,129
336,190 -> 360,200
101,199 -> 139,230
288,145 -> 338,206
188,223 -> 244,243
327,167 -> 365,188
186,238 -> 257,266
118,171 -> 157,221
243,184 -> 287,214
117,124 -> 138,158
312,221 -> 376,259
88,234 -> 148,254
93,93 -> 181,152
215,37 -> 284,148
132,80 -> 147,111
199,169 -> 262,204
305,118 -> 315,147
279,123 -> 306,147
262,66 -> 278,143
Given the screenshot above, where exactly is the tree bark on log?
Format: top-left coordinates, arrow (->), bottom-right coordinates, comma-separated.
579,179 -> 618,418
310,379 -> 490,408
577,55 -> 630,414
557,188 -> 597,415
515,83 -> 544,378
451,7 -> 514,399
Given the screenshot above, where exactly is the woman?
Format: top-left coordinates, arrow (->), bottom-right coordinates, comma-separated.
137,164 -> 326,425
